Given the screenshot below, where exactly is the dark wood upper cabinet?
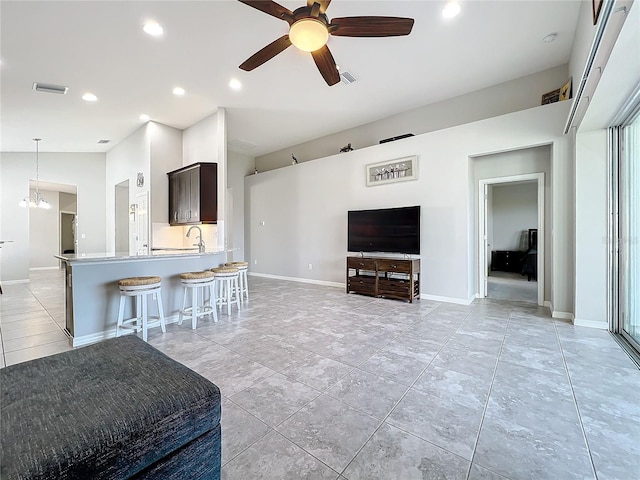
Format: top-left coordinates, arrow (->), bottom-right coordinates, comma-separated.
167,162 -> 217,225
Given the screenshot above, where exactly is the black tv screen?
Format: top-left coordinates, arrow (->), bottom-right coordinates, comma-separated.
348,206 -> 420,254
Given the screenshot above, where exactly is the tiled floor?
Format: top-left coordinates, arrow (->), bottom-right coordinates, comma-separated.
487,272 -> 537,304
1,270 -> 639,479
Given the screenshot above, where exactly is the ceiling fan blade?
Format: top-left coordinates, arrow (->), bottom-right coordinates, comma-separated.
239,35 -> 292,71
307,0 -> 331,14
311,45 -> 340,86
330,16 -> 414,37
238,0 -> 294,23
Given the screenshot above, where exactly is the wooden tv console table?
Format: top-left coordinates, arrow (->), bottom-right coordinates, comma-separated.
346,256 -> 420,303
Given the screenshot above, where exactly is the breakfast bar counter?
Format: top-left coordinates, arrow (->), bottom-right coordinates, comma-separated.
55,249 -> 230,347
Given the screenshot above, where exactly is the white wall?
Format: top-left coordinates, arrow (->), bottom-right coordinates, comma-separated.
574,129 -> 608,328
228,150 -> 255,262
0,152 -> 106,281
59,192 -> 77,212
246,101 -> 572,309
149,122 -> 183,225
492,183 -> 538,251
105,125 -> 150,254
28,188 -> 60,269
256,65 -> 569,171
182,108 -> 227,251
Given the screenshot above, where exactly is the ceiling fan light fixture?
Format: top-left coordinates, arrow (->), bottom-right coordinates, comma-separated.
289,18 -> 329,52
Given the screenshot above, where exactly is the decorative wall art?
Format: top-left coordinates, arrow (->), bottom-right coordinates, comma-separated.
541,88 -> 561,105
366,156 -> 418,187
559,78 -> 573,101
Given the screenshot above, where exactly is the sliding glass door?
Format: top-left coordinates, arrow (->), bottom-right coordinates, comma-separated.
618,109 -> 640,352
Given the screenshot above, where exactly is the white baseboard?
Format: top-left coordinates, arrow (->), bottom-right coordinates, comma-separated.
552,310 -> 574,321
573,318 -> 608,329
30,266 -> 60,271
1,279 -> 30,285
421,293 -> 475,305
70,315 -> 180,348
248,272 -> 344,289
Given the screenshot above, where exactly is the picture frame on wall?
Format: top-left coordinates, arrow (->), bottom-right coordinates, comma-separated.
541,88 -> 561,105
366,155 -> 418,187
560,78 -> 572,101
592,0 -> 603,24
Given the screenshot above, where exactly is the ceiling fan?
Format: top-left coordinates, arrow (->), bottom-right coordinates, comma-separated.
238,0 -> 415,86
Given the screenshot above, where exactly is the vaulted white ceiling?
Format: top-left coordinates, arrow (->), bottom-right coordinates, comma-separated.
0,0 -> 582,156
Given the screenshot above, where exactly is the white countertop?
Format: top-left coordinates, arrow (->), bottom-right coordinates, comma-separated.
55,248 -> 230,264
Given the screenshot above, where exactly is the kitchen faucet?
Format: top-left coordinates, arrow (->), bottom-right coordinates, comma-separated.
186,226 -> 205,253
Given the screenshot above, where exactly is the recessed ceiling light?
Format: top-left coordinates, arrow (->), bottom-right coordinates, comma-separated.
543,33 -> 558,43
172,86 -> 185,96
143,21 -> 164,36
82,92 -> 98,102
229,78 -> 242,91
442,1 -> 461,19
139,114 -> 150,121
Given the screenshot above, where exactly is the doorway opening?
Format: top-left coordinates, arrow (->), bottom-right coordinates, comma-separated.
115,180 -> 129,254
60,212 -> 77,255
478,173 -> 544,305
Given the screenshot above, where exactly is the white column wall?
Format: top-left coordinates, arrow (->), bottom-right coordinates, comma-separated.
574,129 -> 609,328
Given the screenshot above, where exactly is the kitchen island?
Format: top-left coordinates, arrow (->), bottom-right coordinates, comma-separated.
55,249 -> 230,347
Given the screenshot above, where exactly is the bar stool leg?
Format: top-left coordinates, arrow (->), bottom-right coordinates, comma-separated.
157,290 -> 166,333
191,286 -> 198,329
234,276 -> 240,311
141,294 -> 148,342
116,295 -> 126,337
178,287 -> 188,326
208,283 -> 218,323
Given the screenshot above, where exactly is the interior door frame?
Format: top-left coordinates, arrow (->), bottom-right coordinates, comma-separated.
478,172 -> 545,305
135,191 -> 150,255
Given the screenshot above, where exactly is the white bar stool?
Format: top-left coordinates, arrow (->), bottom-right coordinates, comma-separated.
116,276 -> 165,342
225,261 -> 249,303
211,267 -> 240,316
178,271 -> 217,329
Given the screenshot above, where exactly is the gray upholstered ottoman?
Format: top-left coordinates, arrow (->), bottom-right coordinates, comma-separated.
0,335 -> 221,479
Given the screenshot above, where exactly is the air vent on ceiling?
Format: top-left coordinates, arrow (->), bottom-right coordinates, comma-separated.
32,82 -> 69,95
228,138 -> 257,151
340,71 -> 357,85
98,139 -> 110,144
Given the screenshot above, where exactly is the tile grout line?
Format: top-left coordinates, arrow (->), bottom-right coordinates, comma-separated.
339,309 -> 472,478
464,307 -> 514,480
553,319 -> 600,480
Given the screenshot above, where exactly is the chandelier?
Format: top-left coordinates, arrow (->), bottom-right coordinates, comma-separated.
19,138 -> 50,209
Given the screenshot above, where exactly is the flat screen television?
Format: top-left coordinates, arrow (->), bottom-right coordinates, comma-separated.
347,206 -> 420,254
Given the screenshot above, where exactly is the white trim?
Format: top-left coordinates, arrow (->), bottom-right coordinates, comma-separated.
552,311 -> 574,320
2,279 -> 30,285
573,318 -> 608,329
477,172 -> 545,306
70,315 -> 179,347
249,272 -> 344,289
421,293 -> 476,305
544,300 -> 553,310
29,266 -> 60,271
